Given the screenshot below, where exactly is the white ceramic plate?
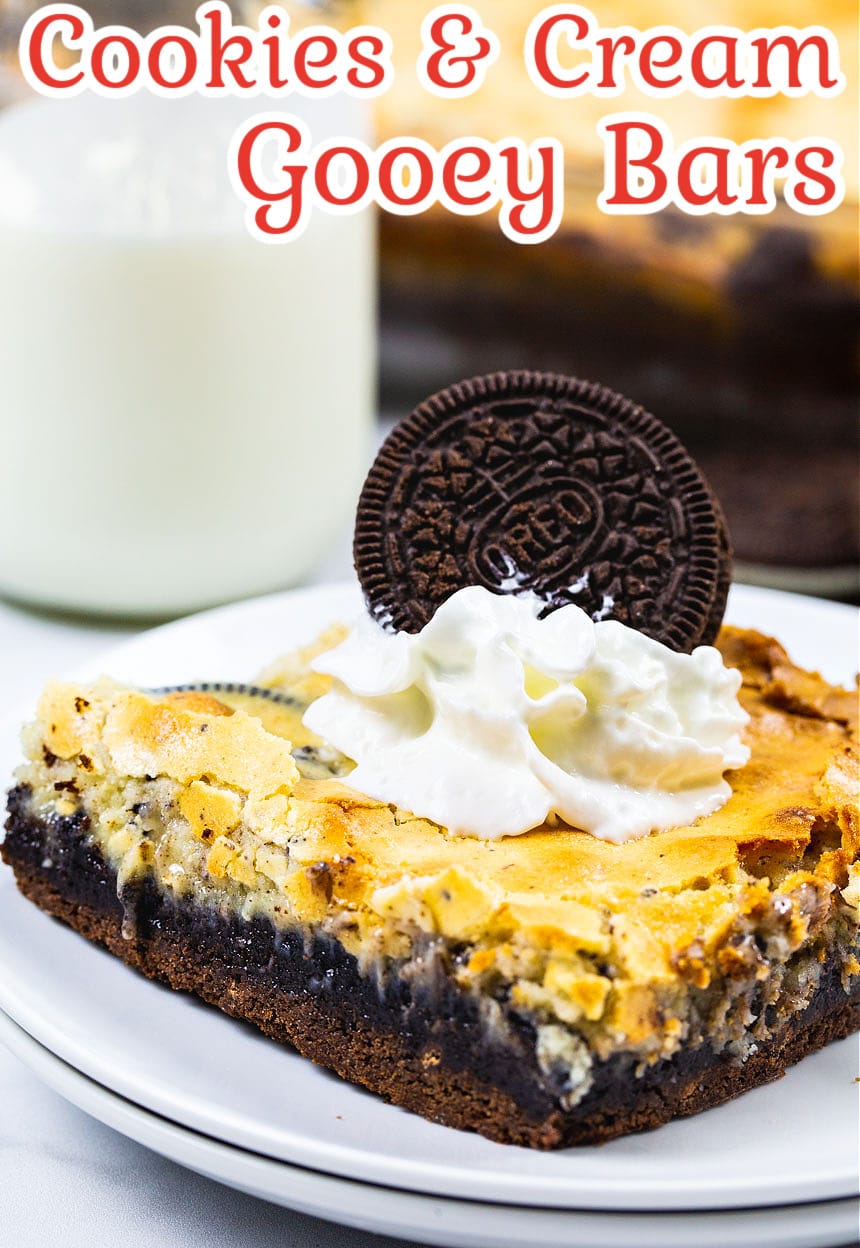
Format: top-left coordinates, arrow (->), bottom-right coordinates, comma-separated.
0,583 -> 858,1215
0,1010 -> 856,1248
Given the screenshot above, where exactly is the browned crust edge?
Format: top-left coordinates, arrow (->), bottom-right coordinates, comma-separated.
6,849 -> 859,1152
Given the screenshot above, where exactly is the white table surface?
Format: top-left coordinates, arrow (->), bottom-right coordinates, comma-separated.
0,531 -> 433,1248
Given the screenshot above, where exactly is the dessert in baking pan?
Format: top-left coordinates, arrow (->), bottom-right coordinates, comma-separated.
367,0 -> 860,586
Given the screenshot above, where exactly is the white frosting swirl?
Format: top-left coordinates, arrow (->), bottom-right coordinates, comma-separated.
303,587 -> 750,842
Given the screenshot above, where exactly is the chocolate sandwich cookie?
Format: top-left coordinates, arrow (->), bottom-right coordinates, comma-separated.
355,371 -> 732,652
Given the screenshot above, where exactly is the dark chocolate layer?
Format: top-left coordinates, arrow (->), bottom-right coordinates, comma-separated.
3,785 -> 858,1149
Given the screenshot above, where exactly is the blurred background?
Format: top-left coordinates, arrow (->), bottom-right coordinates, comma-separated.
0,0 -> 857,618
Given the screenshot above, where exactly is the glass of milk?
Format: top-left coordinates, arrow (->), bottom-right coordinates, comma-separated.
0,92 -> 375,617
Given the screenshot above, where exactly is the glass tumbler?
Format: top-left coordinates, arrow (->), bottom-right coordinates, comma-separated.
0,78 -> 375,616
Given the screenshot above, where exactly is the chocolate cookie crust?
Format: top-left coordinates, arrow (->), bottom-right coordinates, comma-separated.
355,372 -> 731,652
4,787 -> 856,1151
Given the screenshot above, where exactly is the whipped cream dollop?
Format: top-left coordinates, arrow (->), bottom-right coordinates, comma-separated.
303,587 -> 750,842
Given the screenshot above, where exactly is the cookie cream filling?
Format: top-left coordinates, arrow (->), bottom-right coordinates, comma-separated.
304,586 -> 750,842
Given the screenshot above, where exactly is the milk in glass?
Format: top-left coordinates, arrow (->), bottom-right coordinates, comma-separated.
0,93 -> 375,615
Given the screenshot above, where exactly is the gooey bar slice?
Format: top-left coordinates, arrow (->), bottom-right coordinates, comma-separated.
2,627 -> 858,1148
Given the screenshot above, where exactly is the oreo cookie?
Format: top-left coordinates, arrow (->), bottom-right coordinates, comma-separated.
355,372 -> 732,652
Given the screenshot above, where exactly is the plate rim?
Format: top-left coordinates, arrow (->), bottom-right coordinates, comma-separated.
63,579 -> 860,687
1,1008 -> 857,1248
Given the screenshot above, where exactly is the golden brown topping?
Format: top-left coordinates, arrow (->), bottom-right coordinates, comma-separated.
22,625 -> 858,1039
162,691 -> 235,717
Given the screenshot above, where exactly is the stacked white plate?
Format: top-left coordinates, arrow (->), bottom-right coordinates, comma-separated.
0,584 -> 858,1248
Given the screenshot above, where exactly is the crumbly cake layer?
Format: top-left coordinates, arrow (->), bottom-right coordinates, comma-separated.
9,629 -> 860,1072
3,625 -> 858,1145
4,788 -> 858,1149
